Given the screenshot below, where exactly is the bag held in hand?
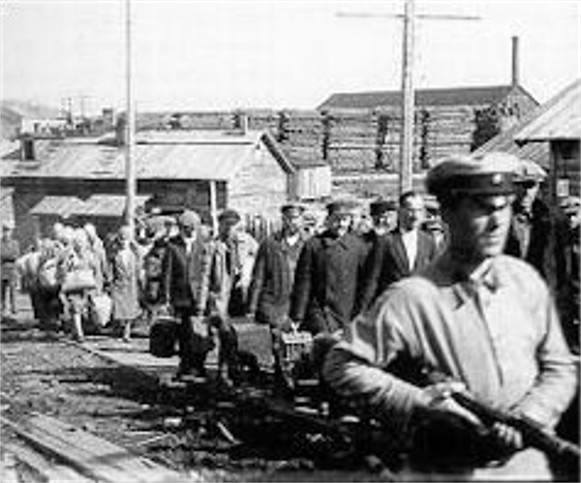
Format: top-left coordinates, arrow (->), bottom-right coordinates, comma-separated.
61,268 -> 97,293
150,315 -> 179,358
37,258 -> 59,289
90,293 -> 112,327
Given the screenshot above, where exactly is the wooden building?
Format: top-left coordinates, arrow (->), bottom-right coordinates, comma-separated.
514,79 -> 581,202
317,84 -> 539,170
1,129 -> 299,247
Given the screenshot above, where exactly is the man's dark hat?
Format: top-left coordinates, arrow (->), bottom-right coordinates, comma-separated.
327,198 -> 359,215
281,202 -> 305,215
370,198 -> 397,217
218,208 -> 241,223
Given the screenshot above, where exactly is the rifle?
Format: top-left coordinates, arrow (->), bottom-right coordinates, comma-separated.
449,389 -> 580,461
422,365 -> 581,463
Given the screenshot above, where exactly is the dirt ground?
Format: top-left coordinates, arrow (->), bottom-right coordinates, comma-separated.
0,294 -> 392,482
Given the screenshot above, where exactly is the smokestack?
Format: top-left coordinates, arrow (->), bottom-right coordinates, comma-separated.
116,115 -> 127,146
240,113 -> 248,134
511,36 -> 520,86
102,108 -> 115,131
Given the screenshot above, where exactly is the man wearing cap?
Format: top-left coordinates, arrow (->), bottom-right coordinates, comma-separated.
370,198 -> 397,236
290,199 -> 368,335
1,222 -> 20,316
162,210 -> 212,378
247,203 -> 308,390
357,198 -> 397,257
323,153 -> 576,479
504,160 -> 568,301
202,208 -> 258,383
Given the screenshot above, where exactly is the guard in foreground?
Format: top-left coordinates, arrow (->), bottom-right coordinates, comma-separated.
323,152 -> 578,480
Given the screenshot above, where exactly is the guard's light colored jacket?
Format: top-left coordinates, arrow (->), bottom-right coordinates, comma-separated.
324,253 -> 576,443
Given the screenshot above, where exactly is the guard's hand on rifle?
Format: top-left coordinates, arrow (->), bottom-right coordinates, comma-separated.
421,381 -> 486,435
490,422 -> 524,452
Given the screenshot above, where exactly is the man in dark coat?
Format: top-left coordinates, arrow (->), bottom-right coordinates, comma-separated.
504,160 -> 567,301
162,210 -> 211,378
357,198 -> 397,257
558,197 -> 580,354
360,191 -> 438,311
370,198 -> 398,237
290,199 -> 368,335
248,203 -> 308,389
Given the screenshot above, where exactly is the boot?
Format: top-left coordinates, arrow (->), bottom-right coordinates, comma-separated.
72,315 -> 84,342
122,320 -> 132,343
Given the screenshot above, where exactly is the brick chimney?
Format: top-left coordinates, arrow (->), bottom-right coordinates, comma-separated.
115,115 -> 126,146
102,108 -> 115,131
511,36 -> 520,86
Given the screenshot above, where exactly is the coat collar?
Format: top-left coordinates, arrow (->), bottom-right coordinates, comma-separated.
319,230 -> 359,249
425,252 -> 507,309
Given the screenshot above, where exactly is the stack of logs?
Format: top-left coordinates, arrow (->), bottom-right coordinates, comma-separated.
278,110 -> 326,168
324,110 -> 379,173
136,106 -> 485,174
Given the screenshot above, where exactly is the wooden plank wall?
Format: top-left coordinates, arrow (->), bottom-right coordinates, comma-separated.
136,107 -> 485,177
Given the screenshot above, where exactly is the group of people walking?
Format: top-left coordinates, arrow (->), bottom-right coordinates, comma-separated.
2,150 -> 579,480
12,222 -> 141,342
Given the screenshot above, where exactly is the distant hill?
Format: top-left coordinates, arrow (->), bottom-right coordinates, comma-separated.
1,99 -> 61,139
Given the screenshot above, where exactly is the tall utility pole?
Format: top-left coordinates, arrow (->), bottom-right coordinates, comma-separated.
125,0 -> 136,237
337,1 -> 479,194
400,0 -> 415,193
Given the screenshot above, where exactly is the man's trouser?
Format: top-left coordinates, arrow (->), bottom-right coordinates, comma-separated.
176,309 -> 211,375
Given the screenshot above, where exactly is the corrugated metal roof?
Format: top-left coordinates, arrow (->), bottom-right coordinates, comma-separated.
73,194 -> 150,217
514,79 -> 581,142
30,194 -> 150,218
29,196 -> 86,217
3,130 -> 293,181
318,85 -> 527,111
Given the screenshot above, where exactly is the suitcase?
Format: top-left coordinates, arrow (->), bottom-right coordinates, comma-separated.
230,318 -> 274,368
149,316 -> 179,358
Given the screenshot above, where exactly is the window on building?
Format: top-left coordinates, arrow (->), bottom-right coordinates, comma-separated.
22,139 -> 35,161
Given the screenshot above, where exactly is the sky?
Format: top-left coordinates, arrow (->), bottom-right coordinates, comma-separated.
2,0 -> 580,114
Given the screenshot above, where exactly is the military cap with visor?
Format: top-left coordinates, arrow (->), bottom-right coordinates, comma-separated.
426,152 -> 520,199
513,159 -> 547,184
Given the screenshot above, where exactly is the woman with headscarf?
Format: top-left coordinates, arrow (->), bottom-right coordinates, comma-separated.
108,225 -> 142,342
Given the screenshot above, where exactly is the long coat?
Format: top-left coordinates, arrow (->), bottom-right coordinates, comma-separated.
162,236 -> 210,315
360,228 -> 438,310
290,231 -> 368,334
247,231 -> 306,326
203,231 -> 258,318
504,198 -> 568,298
109,244 -> 142,321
